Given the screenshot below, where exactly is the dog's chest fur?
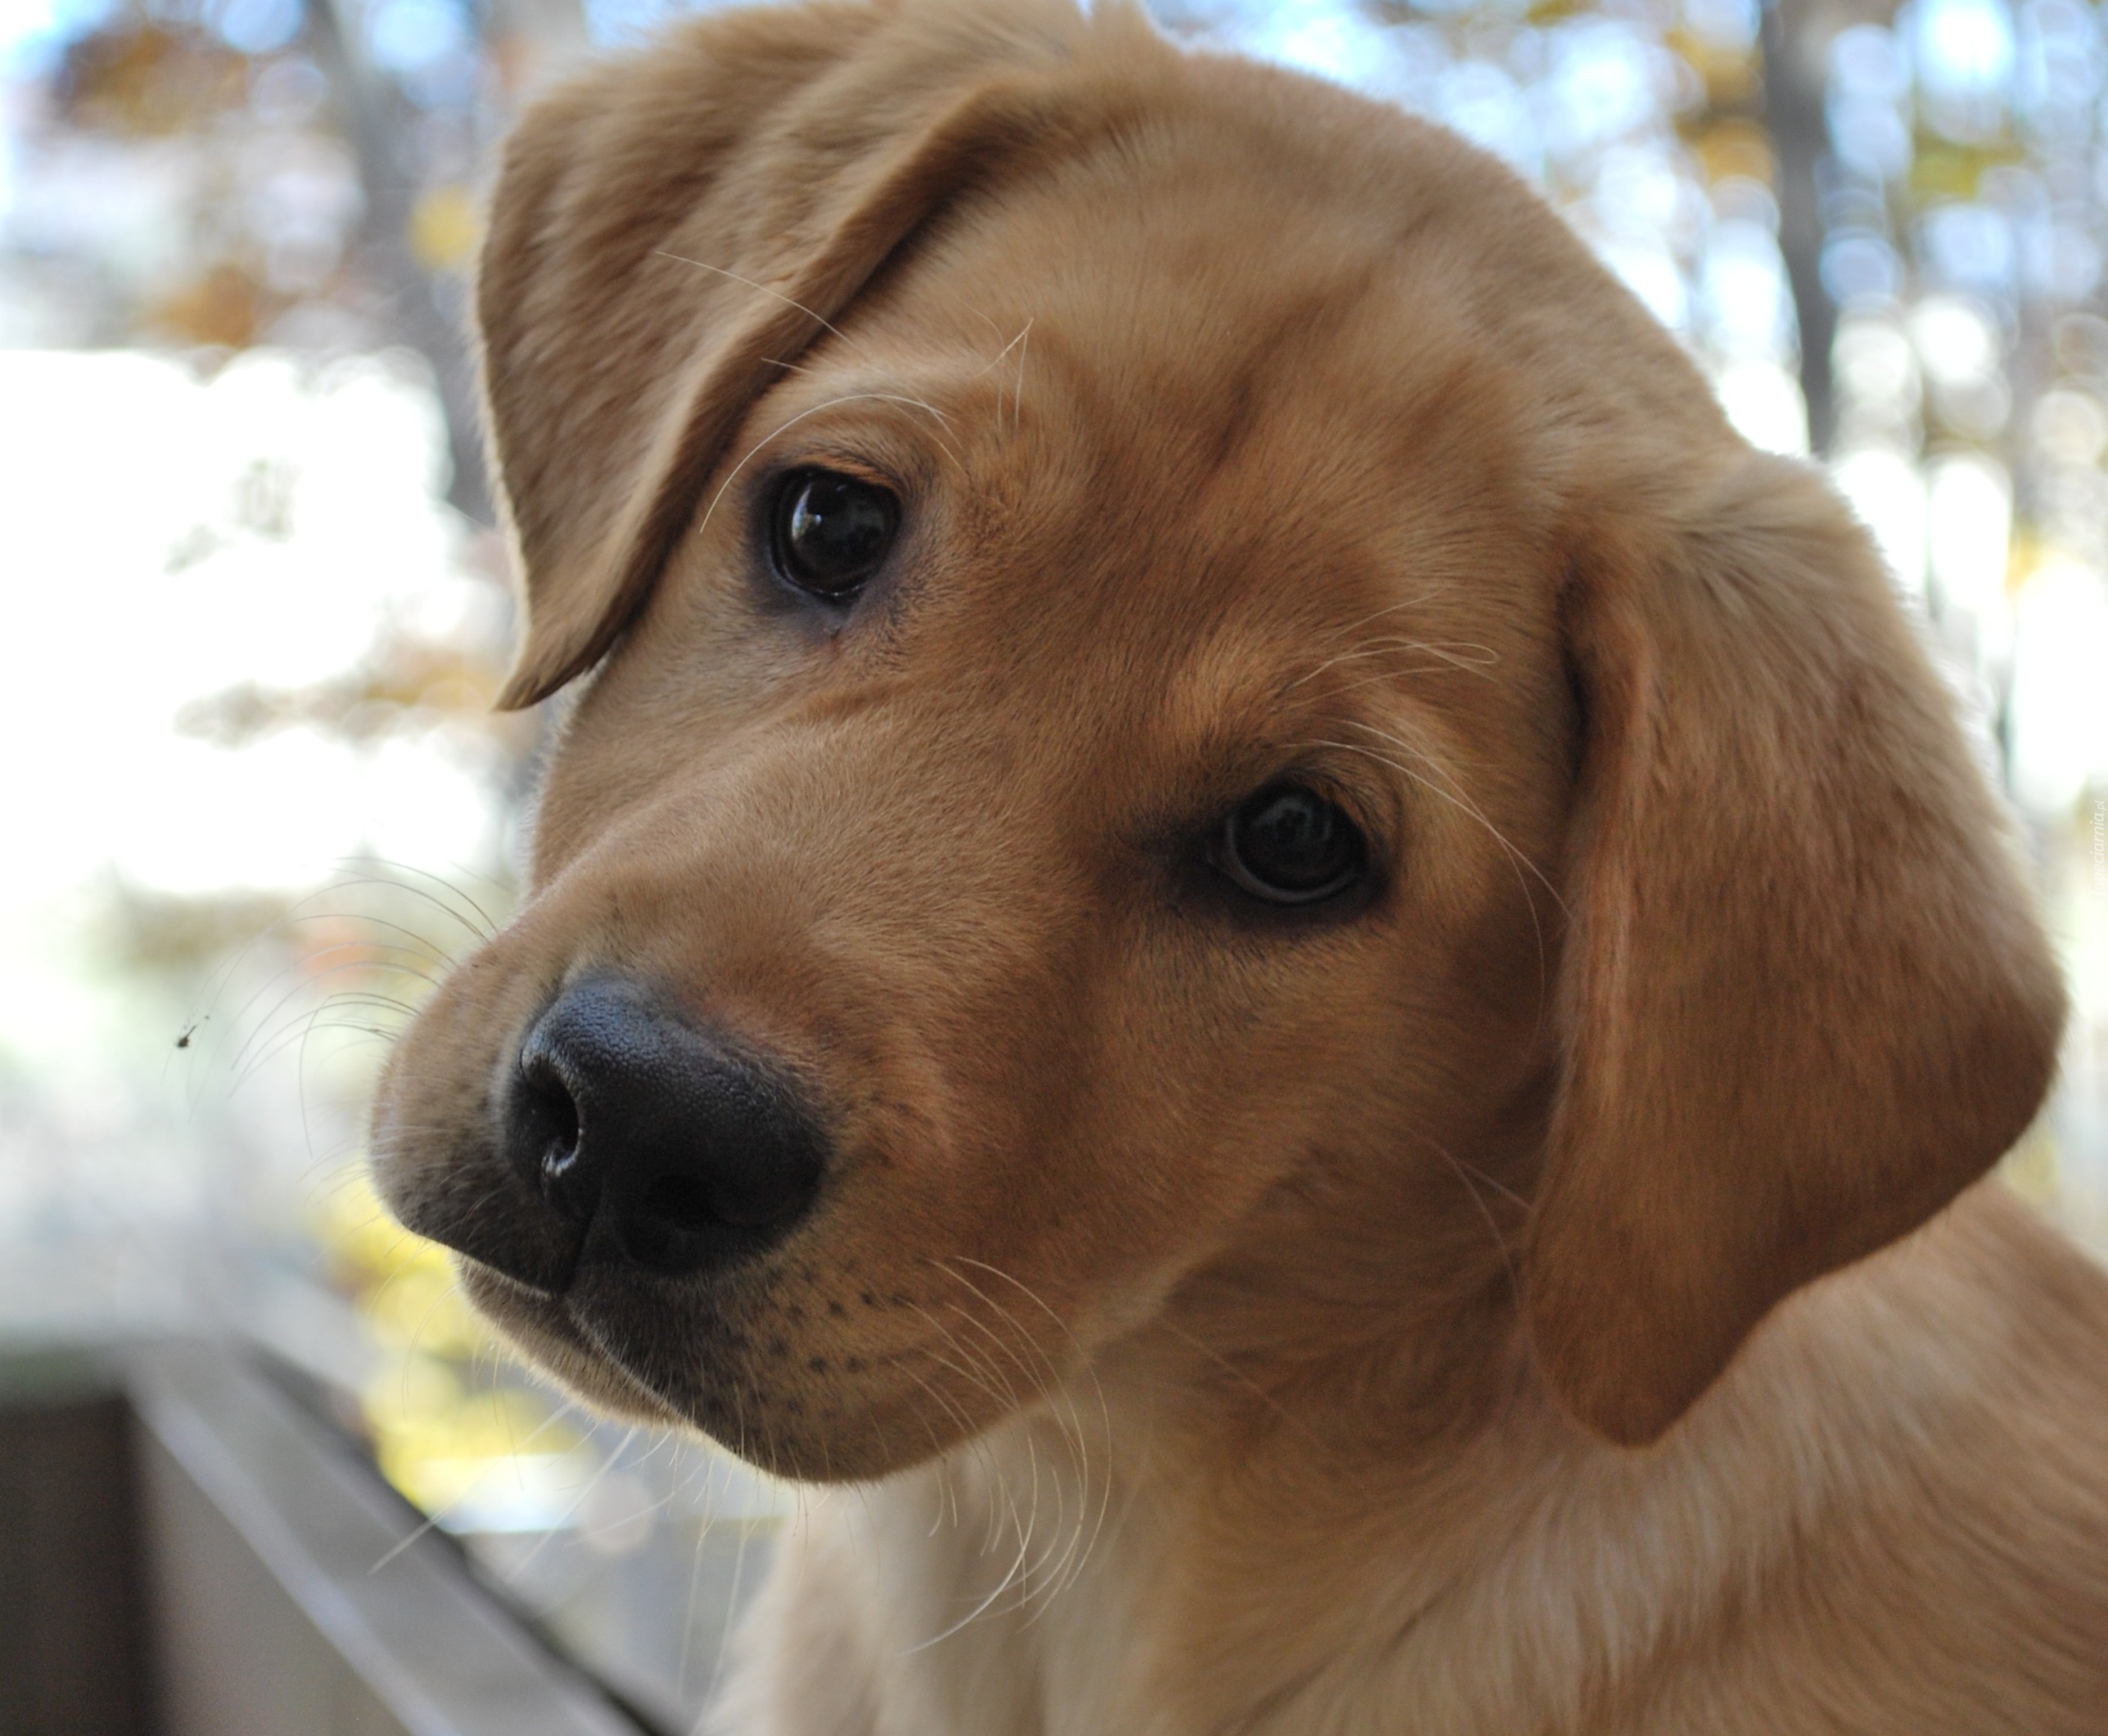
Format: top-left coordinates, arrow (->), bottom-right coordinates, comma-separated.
711,1410 -> 1171,1736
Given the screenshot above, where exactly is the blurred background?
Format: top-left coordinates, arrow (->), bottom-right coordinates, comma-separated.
1,0 -> 2105,1726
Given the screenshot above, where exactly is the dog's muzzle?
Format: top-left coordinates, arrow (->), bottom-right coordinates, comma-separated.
477,976 -> 827,1292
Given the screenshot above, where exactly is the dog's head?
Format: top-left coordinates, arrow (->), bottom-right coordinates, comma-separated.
372,0 -> 2065,1468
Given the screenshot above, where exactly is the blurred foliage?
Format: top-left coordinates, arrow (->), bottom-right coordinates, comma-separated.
97,884 -> 296,975
15,2 -> 363,350
175,631 -> 517,746
57,18 -> 249,135
174,566 -> 535,752
0,0 -> 532,507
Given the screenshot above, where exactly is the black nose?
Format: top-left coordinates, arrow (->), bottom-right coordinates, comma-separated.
504,978 -> 827,1278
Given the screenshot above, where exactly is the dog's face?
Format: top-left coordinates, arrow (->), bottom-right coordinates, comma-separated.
373,0 -> 2063,1473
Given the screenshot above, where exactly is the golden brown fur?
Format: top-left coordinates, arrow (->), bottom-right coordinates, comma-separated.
369,2 -> 2107,1728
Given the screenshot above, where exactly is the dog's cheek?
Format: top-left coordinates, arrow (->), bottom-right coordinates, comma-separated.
368,985 -> 491,1229
367,936 -> 557,1263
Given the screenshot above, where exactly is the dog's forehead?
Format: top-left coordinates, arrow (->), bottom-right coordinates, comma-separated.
783,141 -> 1564,658
888,133 -> 1528,459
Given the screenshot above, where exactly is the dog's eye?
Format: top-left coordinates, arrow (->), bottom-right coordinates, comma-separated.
1217,783 -> 1367,905
770,470 -> 899,600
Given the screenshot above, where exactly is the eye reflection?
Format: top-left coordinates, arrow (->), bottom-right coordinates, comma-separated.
770,470 -> 898,600
1217,783 -> 1366,905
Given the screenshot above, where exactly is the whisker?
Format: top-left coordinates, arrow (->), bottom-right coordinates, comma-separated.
281,909 -> 463,967
924,1269 -> 1079,1605
942,1257 -> 1115,1607
1415,1131 -> 1523,1305
224,944 -> 443,1081
1291,729 -> 1562,1035
1332,717 -> 1564,1026
653,250 -> 878,367
1281,636 -> 1498,693
364,1399 -> 580,1573
1315,588 -> 1453,647
233,993 -> 420,1093
335,855 -> 504,939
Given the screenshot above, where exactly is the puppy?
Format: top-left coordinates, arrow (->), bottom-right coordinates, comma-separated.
371,2 -> 2108,1729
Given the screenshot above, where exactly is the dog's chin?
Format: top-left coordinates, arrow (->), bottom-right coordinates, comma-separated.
457,1260 -> 692,1429
456,1256 -> 983,1481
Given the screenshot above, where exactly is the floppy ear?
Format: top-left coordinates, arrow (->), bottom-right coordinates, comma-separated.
1527,453 -> 2066,1445
475,0 -> 1149,707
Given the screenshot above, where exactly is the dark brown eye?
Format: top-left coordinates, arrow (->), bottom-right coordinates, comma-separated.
1218,782 -> 1366,905
771,470 -> 898,600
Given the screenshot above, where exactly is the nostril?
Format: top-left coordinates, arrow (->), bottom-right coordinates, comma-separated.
518,1053 -> 593,1221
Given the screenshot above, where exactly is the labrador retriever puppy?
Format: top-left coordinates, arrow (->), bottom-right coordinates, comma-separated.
370,1 -> 2108,1729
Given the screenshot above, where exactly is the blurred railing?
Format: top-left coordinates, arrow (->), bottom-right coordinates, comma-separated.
0,1339 -> 652,1735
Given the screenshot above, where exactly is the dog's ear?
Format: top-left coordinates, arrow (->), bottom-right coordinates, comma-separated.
1526,453 -> 2066,1445
476,0 -> 1142,708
